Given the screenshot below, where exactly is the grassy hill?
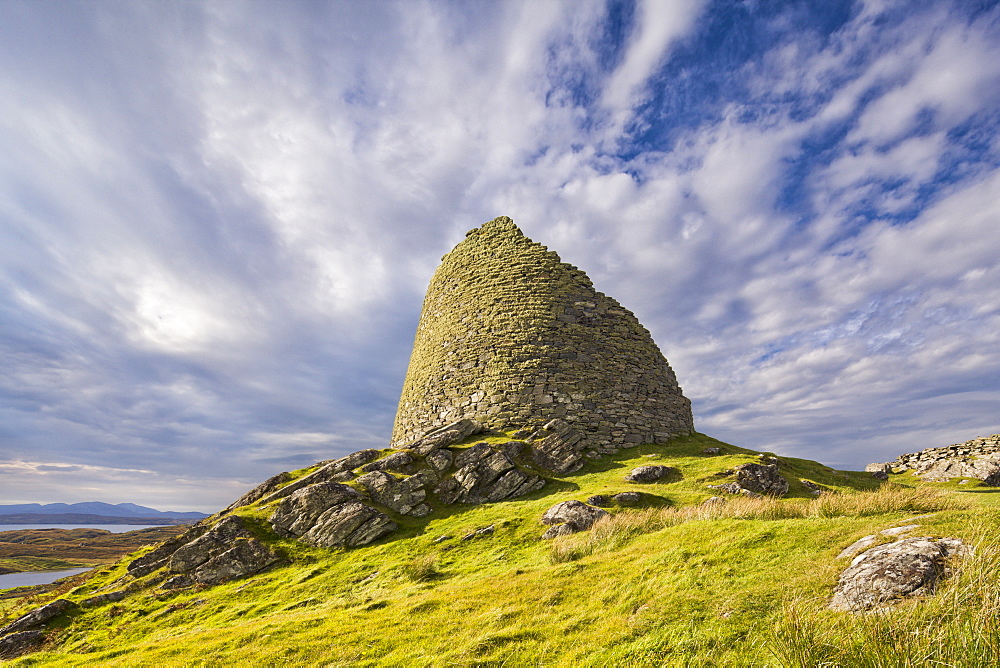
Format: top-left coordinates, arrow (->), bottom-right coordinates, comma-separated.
3,433 -> 999,666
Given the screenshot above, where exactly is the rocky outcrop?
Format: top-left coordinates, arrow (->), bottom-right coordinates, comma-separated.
126,524 -> 208,577
270,481 -> 397,546
227,449 -> 382,513
875,434 -> 1000,484
829,536 -> 970,612
527,419 -> 587,474
434,445 -> 544,504
404,419 -> 486,456
0,630 -> 46,660
169,516 -> 280,585
540,500 -> 608,539
0,598 -> 78,660
0,598 -> 77,637
124,515 -> 279,587
358,470 -> 434,516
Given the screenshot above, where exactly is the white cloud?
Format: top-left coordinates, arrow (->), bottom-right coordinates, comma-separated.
601,0 -> 705,118
849,15 -> 1000,146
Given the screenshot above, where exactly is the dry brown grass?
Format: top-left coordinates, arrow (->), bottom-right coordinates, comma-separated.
549,485 -> 961,564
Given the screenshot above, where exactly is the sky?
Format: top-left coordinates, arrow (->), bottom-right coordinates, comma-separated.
1,0 -> 998,512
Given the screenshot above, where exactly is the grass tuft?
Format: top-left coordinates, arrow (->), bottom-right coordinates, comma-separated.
401,554 -> 440,582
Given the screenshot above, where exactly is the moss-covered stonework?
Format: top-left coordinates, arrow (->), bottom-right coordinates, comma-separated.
391,216 -> 694,452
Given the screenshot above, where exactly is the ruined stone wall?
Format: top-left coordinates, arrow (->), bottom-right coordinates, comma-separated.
391,216 -> 694,451
890,434 -> 1000,471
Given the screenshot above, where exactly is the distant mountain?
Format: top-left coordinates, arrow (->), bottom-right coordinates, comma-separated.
0,513 -> 197,525
0,502 -> 208,520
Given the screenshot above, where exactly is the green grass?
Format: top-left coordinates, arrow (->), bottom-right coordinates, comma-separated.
2,433 -> 996,666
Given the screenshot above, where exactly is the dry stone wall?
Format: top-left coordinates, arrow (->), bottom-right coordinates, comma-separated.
391,216 -> 693,452
878,433 -> 1000,483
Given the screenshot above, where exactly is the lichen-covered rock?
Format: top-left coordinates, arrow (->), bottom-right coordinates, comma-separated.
454,443 -> 493,469
192,538 -> 280,585
425,448 -> 454,471
357,469 -> 436,516
390,216 -> 693,450
917,458 -> 1000,484
269,482 -> 361,537
253,449 -> 380,507
0,630 -> 46,660
587,494 -> 613,507
530,419 -> 587,473
170,515 -> 253,573
887,434 -> 1000,483
405,419 -> 486,456
701,447 -> 721,455
127,524 -> 207,576
708,481 -> 762,497
801,480 -> 827,495
434,449 -> 543,504
624,465 -> 679,483
303,502 -> 397,547
829,537 -> 970,612
360,451 -> 414,473
734,463 -> 788,496
541,500 -> 608,532
0,598 -> 77,636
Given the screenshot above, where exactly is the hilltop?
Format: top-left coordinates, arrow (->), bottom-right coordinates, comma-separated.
1,431 -> 999,665
1,217 -> 996,664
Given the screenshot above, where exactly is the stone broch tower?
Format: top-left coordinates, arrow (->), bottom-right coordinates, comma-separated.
391,216 -> 694,452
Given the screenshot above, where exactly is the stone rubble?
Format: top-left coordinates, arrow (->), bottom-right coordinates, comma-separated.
869,434 -> 1000,484
707,463 -> 789,497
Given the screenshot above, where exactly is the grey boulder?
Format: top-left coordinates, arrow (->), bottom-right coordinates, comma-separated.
360,451 -> 414,473
829,536 -> 970,612
357,470 -> 435,516
170,515 -> 254,573
612,491 -> 642,506
434,450 -> 543,505
541,500 -> 608,532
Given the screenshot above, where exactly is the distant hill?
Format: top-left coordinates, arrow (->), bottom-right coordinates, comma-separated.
0,513 -> 200,526
0,502 -> 207,521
